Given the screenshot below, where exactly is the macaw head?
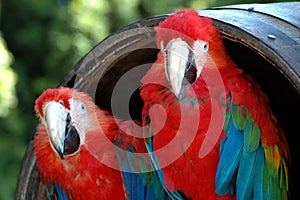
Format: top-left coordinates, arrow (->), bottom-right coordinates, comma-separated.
34,87 -> 97,159
155,9 -> 229,98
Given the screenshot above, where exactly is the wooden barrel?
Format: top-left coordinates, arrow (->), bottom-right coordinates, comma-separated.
15,2 -> 300,199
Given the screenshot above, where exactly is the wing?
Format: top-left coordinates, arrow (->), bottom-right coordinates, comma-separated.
45,183 -> 69,200
116,144 -> 171,200
215,75 -> 289,199
144,137 -> 189,200
140,114 -> 187,200
115,120 -> 171,200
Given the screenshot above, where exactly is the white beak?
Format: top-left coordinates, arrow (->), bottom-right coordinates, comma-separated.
164,39 -> 191,97
43,101 -> 69,159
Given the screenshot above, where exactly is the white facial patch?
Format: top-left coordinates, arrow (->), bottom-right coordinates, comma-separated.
69,99 -> 89,146
193,40 -> 209,78
162,38 -> 209,97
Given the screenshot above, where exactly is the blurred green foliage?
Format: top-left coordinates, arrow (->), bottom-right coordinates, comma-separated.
0,0 -> 295,199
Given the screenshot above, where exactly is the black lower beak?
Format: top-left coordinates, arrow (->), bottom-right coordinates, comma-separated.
63,125 -> 80,156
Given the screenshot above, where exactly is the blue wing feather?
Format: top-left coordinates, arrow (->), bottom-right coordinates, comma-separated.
116,143 -> 171,200
216,118 -> 243,195
217,99 -> 288,199
253,146 -> 264,199
56,184 -> 68,200
236,149 -> 256,199
145,137 -> 185,200
46,183 -> 68,200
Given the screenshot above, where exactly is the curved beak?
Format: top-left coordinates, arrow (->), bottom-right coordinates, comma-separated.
164,39 -> 191,97
44,102 -> 68,159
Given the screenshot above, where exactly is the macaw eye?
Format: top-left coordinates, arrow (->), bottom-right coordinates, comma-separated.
183,61 -> 197,84
203,42 -> 209,51
81,103 -> 85,111
58,100 -> 64,106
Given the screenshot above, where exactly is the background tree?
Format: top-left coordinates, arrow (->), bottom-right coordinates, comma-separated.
0,0 -> 295,199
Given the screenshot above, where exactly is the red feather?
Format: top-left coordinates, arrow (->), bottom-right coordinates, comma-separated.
34,87 -> 73,117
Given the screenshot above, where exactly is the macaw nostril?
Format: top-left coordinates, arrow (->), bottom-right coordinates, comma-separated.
63,125 -> 80,156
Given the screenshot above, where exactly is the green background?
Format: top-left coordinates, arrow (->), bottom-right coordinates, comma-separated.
0,0 -> 296,199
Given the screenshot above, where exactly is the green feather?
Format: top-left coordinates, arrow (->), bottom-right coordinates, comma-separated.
271,175 -> 280,199
152,171 -> 165,199
283,160 -> 289,191
138,160 -> 153,186
264,147 -> 275,177
280,160 -> 284,189
224,109 -> 231,132
231,102 -> 248,131
263,162 -> 270,199
243,116 -> 260,157
280,159 -> 289,191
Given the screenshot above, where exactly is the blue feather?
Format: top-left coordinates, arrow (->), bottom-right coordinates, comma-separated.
218,99 -> 288,199
46,183 -> 68,200
145,137 -> 184,200
253,146 -> 264,200
236,115 -> 263,199
236,150 -> 257,199
55,184 -> 68,200
45,185 -> 53,200
116,141 -> 171,200
121,171 -> 143,199
216,118 -> 243,195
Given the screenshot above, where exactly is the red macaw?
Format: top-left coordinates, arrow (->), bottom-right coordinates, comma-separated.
33,87 -> 169,200
140,9 -> 290,199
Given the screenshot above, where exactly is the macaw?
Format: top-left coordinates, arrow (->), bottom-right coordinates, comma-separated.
33,87 -> 169,200
140,9 -> 290,199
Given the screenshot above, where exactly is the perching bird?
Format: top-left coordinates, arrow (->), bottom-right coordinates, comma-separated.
33,87 -> 168,200
140,9 -> 290,199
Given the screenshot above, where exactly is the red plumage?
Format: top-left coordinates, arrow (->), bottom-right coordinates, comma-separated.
34,87 -> 144,200
141,9 -> 289,199
35,129 -> 126,199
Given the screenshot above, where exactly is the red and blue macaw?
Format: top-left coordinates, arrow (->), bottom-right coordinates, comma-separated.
140,9 -> 290,199
33,87 -> 169,200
